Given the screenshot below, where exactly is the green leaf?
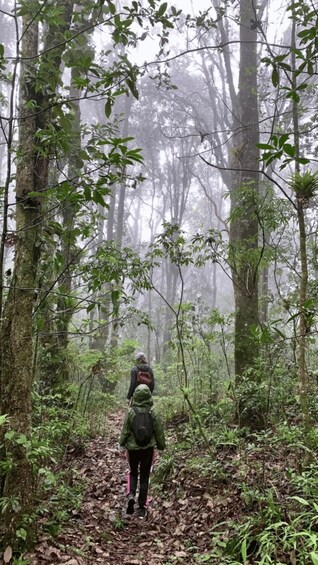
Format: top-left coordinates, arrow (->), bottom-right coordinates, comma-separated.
105,98 -> 113,118
241,538 -> 247,561
311,552 -> 318,565
16,528 -> 27,541
272,66 -> 279,87
108,1 -> 116,15
272,327 -> 286,339
297,157 -> 311,164
114,14 -> 121,27
83,185 -> 92,201
283,143 -> 296,158
161,18 -> 174,29
287,90 -> 300,103
111,289 -> 121,302
157,2 -> 168,17
126,78 -> 139,99
291,496 -> 310,506
0,414 -> 7,426
278,133 -> 290,147
92,190 -> 106,207
256,143 -> 274,150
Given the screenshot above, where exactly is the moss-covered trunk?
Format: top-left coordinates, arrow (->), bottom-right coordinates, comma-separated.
0,15 -> 39,545
230,0 -> 260,381
0,1 -> 73,546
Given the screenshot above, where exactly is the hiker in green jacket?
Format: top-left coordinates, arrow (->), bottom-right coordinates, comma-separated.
119,384 -> 166,518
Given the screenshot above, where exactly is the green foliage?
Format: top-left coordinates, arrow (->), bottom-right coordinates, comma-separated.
210,477 -> 318,564
111,516 -> 125,531
259,3 -> 317,172
152,453 -> 174,485
172,414 -> 318,564
289,170 -> 318,201
257,133 -> 310,170
38,472 -> 85,537
84,241 -> 152,298
185,454 -> 215,478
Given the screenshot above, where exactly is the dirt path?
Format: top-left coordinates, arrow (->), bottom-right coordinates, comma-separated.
26,411 -> 212,565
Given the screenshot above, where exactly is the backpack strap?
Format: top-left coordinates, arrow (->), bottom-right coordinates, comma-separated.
132,406 -> 150,415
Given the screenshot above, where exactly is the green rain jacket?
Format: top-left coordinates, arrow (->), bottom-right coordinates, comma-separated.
119,384 -> 166,451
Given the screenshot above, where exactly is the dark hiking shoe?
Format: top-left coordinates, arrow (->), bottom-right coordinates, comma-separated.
137,506 -> 146,519
127,494 -> 135,515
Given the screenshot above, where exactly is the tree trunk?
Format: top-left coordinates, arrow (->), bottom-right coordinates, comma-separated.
0,17 -> 39,543
229,0 -> 260,381
0,1 -> 73,544
290,12 -> 310,429
55,77 -> 81,386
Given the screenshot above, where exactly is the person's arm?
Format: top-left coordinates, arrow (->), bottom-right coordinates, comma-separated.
152,409 -> 166,451
119,411 -> 131,447
149,367 -> 155,393
127,367 -> 137,400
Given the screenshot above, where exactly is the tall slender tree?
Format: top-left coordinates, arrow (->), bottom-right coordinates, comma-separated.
229,0 -> 260,381
0,0 -> 74,541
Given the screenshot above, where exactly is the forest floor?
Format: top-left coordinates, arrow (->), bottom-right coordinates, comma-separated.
25,410 -> 224,564
24,409 -> 297,565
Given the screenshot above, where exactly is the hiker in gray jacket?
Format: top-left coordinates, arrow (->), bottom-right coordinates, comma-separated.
127,352 -> 154,402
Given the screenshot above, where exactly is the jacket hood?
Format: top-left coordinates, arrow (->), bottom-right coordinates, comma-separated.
132,384 -> 153,406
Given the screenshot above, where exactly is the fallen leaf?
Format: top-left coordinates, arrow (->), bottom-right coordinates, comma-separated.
3,547 -> 12,564
162,501 -> 173,508
175,550 -> 188,558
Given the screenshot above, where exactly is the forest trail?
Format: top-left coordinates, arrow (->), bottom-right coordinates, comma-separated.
26,410 -> 214,565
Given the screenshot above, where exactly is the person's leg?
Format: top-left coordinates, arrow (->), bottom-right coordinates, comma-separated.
128,450 -> 139,495
138,447 -> 154,509
127,450 -> 140,514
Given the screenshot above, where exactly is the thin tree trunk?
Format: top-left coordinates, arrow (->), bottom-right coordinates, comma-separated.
290,12 -> 309,429
55,78 -> 81,386
230,0 -> 260,383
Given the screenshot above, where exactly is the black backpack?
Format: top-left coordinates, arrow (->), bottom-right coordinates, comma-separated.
132,406 -> 153,447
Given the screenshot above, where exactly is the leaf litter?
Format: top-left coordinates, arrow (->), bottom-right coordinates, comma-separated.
24,411 -> 300,564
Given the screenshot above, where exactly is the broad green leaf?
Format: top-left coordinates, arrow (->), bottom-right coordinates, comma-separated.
272,66 -> 279,87
157,2 -> 168,17
283,143 -> 296,158
161,18 -> 174,28
256,143 -> 274,150
92,190 -> 106,207
108,1 -> 116,15
297,157 -> 311,164
278,133 -> 290,147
